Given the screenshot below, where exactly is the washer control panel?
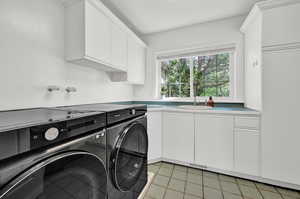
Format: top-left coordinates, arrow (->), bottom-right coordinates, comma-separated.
30,114 -> 106,150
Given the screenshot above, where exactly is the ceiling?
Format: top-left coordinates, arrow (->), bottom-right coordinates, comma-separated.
100,0 -> 261,35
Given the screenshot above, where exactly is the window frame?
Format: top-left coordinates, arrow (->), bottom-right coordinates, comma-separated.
156,45 -> 236,102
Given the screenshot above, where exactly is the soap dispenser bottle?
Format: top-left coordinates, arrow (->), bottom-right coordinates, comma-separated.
207,96 -> 215,107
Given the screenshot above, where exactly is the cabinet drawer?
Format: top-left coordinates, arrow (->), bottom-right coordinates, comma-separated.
235,117 -> 260,130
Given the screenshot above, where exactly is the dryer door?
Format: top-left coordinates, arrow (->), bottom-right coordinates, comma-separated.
0,152 -> 107,199
111,122 -> 148,192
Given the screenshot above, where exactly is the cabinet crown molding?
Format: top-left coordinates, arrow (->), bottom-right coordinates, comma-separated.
256,0 -> 300,10
240,0 -> 300,32
262,42 -> 300,52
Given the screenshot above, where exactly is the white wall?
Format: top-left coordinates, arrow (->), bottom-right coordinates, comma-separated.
0,0 -> 133,111
134,15 -> 246,101
243,12 -> 262,110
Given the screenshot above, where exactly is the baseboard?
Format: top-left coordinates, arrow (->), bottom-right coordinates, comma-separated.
148,158 -> 163,164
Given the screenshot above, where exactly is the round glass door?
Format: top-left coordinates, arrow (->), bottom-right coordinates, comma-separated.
0,152 -> 107,199
111,122 -> 148,192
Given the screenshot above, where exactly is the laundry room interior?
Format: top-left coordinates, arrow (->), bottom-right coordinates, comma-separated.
0,0 -> 300,199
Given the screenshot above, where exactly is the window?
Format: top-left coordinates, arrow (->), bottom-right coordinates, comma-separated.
160,50 -> 233,99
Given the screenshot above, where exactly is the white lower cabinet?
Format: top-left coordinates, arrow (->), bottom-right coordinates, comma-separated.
147,111 -> 162,162
195,114 -> 234,171
234,129 -> 260,176
155,110 -> 262,181
162,112 -> 194,163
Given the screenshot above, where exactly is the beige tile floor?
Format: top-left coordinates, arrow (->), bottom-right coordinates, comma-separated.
144,162 -> 300,199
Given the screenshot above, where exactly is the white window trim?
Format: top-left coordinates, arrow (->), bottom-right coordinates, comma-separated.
155,43 -> 239,102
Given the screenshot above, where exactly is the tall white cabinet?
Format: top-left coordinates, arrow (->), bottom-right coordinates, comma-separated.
242,0 -> 300,186
64,0 -> 146,84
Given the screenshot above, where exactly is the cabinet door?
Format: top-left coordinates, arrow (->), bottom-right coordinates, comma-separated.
262,50 -> 300,185
127,36 -> 145,84
147,112 -> 162,161
111,23 -> 127,71
85,0 -> 111,63
163,112 -> 194,163
235,129 -> 260,176
195,114 -> 234,171
136,44 -> 146,84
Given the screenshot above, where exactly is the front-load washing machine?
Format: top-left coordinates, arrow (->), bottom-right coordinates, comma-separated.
0,108 -> 108,199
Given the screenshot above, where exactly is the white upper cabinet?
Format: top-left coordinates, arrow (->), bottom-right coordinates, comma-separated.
136,43 -> 146,84
65,0 -> 114,70
195,114 -> 234,171
109,36 -> 146,84
127,36 -> 146,84
85,0 -> 111,64
64,0 -> 147,83
111,22 -> 127,71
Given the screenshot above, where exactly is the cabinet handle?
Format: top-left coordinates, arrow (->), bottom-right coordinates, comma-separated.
114,114 -> 121,118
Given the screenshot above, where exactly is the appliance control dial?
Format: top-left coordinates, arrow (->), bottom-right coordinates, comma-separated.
44,127 -> 59,141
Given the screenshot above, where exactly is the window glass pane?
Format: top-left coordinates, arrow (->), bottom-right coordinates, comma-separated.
161,58 -> 190,98
193,53 -> 230,97
160,52 -> 231,98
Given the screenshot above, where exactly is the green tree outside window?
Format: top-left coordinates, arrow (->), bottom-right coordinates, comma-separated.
161,53 -> 230,98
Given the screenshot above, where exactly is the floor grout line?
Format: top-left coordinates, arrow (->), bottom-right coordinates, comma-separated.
217,174 -> 225,199
254,182 -> 265,199
162,163 -> 174,199
236,178 -> 245,199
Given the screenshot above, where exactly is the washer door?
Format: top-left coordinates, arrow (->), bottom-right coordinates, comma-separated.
111,122 -> 148,192
0,152 -> 107,199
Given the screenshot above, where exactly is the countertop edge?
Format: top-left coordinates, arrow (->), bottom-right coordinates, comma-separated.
147,107 -> 260,116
